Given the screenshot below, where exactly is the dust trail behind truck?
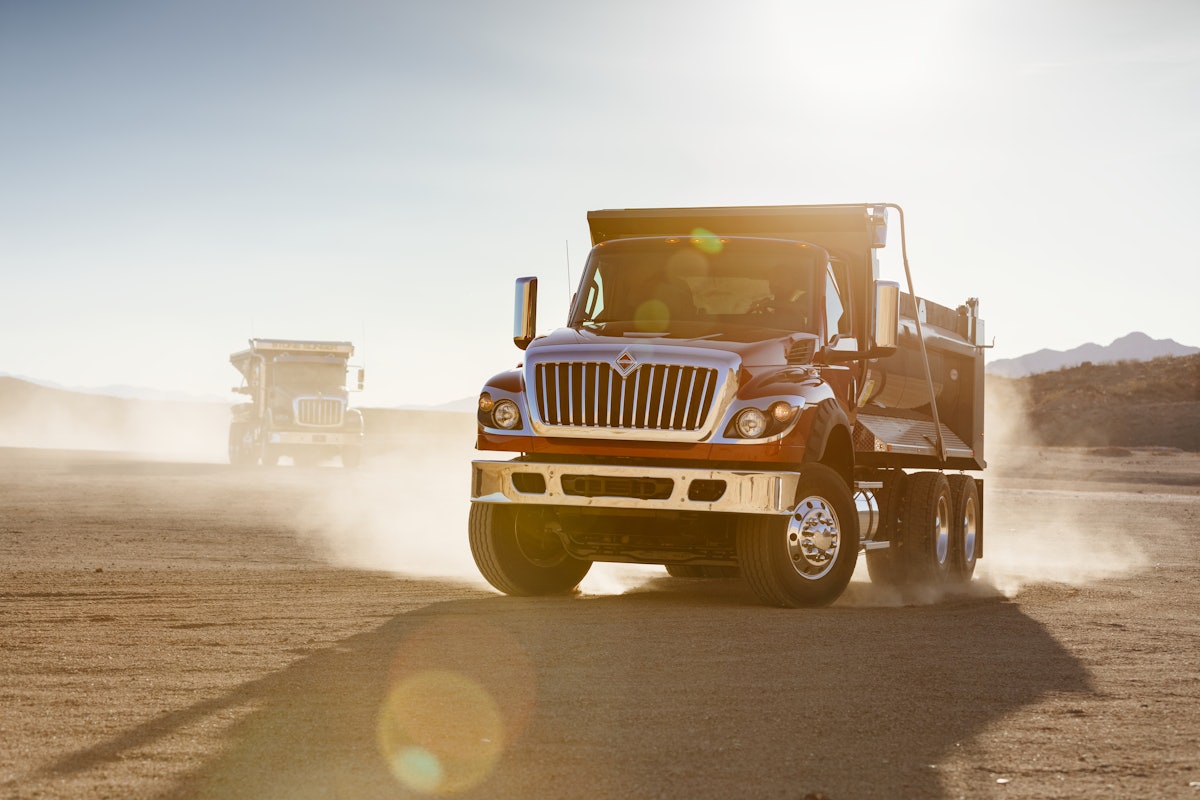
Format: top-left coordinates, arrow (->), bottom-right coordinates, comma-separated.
469,204 -> 987,607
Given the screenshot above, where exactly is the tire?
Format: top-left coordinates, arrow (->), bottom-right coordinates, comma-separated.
865,471 -> 908,586
947,474 -> 980,582
259,443 -> 279,467
899,471 -> 953,584
736,463 -> 859,608
228,424 -> 256,467
469,503 -> 592,596
665,564 -> 739,579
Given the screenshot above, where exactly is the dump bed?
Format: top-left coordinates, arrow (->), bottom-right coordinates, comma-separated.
229,339 -> 354,381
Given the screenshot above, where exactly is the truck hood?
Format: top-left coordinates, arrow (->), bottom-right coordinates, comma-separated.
530,325 -> 818,368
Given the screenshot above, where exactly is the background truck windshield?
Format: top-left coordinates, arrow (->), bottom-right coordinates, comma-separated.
569,237 -> 824,335
271,359 -> 346,391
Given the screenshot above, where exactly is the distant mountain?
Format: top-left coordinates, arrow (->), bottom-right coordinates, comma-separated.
987,332 -> 1200,378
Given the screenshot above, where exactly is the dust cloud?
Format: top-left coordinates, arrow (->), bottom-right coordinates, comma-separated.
290,411 -> 670,594
292,418 -> 486,584
279,379 -> 1163,604
0,373 -> 1171,607
0,379 -> 230,461
976,375 -> 1153,597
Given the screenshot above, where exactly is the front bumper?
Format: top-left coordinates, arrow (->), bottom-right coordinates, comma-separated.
471,459 -> 801,516
268,430 -> 361,446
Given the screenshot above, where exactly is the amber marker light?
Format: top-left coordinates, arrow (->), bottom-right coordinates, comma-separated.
770,401 -> 798,423
478,393 -> 495,412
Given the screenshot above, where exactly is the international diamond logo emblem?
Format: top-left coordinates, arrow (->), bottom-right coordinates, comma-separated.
613,349 -> 639,378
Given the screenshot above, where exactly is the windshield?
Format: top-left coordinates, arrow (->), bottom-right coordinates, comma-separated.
271,358 -> 347,392
569,237 -> 824,335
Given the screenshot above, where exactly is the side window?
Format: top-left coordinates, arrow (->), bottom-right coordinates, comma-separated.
583,270 -> 606,320
824,266 -> 846,340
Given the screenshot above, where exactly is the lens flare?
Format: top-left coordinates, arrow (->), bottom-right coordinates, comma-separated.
377,670 -> 503,795
378,619 -> 537,794
690,227 -> 723,254
633,299 -> 671,332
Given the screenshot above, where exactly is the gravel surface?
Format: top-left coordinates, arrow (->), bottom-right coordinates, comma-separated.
2,445 -> 1199,799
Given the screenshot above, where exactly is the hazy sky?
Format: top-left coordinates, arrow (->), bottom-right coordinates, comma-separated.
2,0 -> 1197,406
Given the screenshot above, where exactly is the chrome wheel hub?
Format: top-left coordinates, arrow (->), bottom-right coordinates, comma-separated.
786,496 -> 841,580
934,496 -> 950,566
962,497 -> 977,566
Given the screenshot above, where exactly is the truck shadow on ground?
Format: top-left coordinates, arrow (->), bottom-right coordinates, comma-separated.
44,581 -> 1090,800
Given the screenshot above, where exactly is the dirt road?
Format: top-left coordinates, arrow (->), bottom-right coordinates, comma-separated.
2,445 -> 1198,799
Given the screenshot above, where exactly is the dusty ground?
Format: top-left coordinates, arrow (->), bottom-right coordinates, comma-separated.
2,444 -> 1199,799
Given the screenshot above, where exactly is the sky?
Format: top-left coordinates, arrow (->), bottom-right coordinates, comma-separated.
2,0 -> 1198,407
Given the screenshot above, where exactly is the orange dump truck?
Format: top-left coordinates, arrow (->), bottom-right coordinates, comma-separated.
470,204 -> 986,607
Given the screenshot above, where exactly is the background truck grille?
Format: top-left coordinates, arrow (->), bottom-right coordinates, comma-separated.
534,362 -> 718,431
295,397 -> 344,426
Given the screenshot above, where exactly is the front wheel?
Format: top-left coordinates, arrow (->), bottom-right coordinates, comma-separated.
736,463 -> 859,608
469,504 -> 592,596
228,423 -> 257,467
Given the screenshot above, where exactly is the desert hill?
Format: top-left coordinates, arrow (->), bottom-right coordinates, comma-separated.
987,331 -> 1198,378
987,353 -> 1200,451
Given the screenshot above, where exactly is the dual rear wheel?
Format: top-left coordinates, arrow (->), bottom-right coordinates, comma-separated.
866,470 -> 979,587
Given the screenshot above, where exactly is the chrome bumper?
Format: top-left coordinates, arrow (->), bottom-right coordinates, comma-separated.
268,430 -> 360,446
471,459 -> 801,516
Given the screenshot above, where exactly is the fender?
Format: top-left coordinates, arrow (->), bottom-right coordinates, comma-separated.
801,399 -> 854,481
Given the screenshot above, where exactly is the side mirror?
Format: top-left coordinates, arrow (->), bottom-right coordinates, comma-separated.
356,368 -> 365,391
514,276 -> 538,350
820,280 -> 900,363
871,280 -> 899,355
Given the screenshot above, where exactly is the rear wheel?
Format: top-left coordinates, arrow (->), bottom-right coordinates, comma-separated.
469,504 -> 592,596
899,471 -> 953,584
947,475 -> 980,582
736,463 -> 859,608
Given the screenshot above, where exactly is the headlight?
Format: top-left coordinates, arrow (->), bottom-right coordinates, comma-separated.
734,407 -> 768,438
492,399 -> 521,430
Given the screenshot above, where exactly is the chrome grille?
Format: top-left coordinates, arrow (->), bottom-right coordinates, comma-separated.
534,362 -> 717,431
295,397 -> 344,427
